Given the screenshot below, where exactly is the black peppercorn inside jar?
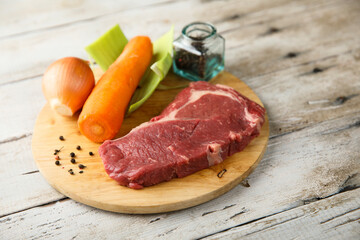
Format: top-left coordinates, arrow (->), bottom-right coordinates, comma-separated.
173,22 -> 225,81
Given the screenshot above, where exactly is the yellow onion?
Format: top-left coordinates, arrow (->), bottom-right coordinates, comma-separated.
42,57 -> 95,116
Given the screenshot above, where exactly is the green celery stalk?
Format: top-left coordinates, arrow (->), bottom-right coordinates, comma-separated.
129,26 -> 174,113
84,25 -> 174,115
85,24 -> 128,71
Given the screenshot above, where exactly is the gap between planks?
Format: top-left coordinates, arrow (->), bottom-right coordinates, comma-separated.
199,188 -> 360,239
1,112 -> 359,220
1,0 -> 357,86
0,110 -> 359,238
217,0 -> 342,35
0,197 -> 69,219
0,45 -> 358,146
1,44 -> 356,89
0,0 -> 181,41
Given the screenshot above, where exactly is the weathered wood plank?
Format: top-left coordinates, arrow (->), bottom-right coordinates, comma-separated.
223,0 -> 360,80
250,48 -> 360,137
1,43 -> 359,143
1,0 -> 360,238
0,77 -> 45,143
1,105 -> 359,238
0,173 -> 65,218
0,135 -> 65,217
203,189 -> 360,240
0,1 -> 358,220
1,0 -> 359,142
0,0 -> 173,39
0,0 -> 350,85
0,135 -> 37,177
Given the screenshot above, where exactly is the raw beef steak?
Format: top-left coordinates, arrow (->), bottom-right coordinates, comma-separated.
99,81 -> 266,189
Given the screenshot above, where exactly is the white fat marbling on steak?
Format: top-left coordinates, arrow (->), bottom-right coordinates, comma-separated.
244,107 -> 263,132
207,143 -> 223,166
229,131 -> 243,141
127,88 -> 245,134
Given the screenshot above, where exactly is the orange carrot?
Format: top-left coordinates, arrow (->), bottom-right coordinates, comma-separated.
78,36 -> 153,142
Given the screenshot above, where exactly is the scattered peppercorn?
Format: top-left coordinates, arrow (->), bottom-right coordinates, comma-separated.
313,67 -> 323,73
68,169 -> 74,175
70,158 -> 76,164
55,155 -> 60,160
267,27 -> 280,34
53,146 -> 63,155
70,152 -> 75,157
78,164 -> 86,169
89,152 -> 94,156
286,52 -> 298,58
59,136 -> 65,141
79,170 -> 84,174
76,145 -> 81,150
55,160 -> 60,166
217,169 -> 227,178
334,96 -> 347,105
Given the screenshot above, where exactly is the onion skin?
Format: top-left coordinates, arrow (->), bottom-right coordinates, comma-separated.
42,57 -> 95,116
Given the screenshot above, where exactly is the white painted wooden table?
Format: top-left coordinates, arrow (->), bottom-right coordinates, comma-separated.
1,0 -> 359,239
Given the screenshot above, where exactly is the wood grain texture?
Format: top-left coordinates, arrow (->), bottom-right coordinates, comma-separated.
0,0 -> 170,39
2,107 -> 356,239
0,136 -> 64,218
31,72 -> 269,214
1,0 -> 359,142
1,0 -> 360,238
204,189 -> 360,240
0,0 -> 352,84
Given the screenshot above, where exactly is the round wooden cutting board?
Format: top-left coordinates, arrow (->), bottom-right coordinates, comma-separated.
32,71 -> 269,214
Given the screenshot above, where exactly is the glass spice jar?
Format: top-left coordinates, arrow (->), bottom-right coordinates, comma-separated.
173,22 -> 225,81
